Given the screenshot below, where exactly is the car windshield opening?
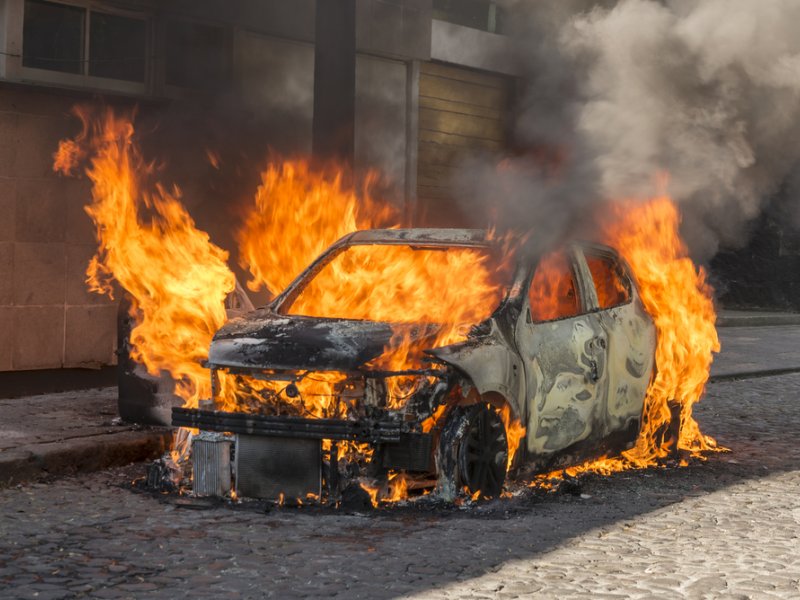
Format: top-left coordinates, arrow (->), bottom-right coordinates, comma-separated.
281,243 -> 510,324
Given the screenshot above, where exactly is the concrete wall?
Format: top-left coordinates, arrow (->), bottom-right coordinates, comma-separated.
0,87 -> 118,372
356,0 -> 432,60
355,55 -> 408,201
431,19 -> 520,77
236,33 -> 315,154
161,0 -> 316,42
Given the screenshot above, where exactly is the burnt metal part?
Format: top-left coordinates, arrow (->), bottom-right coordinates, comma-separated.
145,456 -> 182,492
118,294 -> 179,426
209,311 -> 440,372
404,377 -> 452,424
436,404 -> 508,501
328,440 -> 339,497
172,407 -> 401,443
192,433 -> 232,497
235,435 -> 322,500
381,433 -> 433,472
518,417 -> 641,477
339,482 -> 374,511
345,228 -> 490,246
458,405 -> 508,498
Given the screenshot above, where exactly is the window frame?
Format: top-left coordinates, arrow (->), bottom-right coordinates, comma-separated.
3,0 -> 152,95
576,245 -> 634,313
524,246 -> 593,324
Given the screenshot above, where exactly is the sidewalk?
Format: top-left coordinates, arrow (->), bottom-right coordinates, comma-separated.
712,324 -> 800,380
0,388 -> 171,487
711,310 -> 800,380
1,311 -> 799,487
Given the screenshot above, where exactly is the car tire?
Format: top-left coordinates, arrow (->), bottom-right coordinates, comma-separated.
436,403 -> 508,500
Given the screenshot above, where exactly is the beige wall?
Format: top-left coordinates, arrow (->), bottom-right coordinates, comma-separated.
0,87 -> 117,372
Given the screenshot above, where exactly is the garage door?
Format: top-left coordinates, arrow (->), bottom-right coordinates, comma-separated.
416,61 -> 511,226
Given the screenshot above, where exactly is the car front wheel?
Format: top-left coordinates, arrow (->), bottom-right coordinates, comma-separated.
436,403 -> 508,500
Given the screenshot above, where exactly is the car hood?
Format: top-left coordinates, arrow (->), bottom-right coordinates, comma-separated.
208,308 -> 436,372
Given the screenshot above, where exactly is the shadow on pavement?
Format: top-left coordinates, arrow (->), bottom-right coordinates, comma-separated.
255,373 -> 800,598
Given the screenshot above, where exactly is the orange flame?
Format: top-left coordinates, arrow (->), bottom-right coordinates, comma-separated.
236,159 -> 395,297
500,403 -> 526,471
359,471 -> 412,507
234,162 -> 516,416
533,195 -> 721,484
54,107 -> 235,407
62,109 -> 714,502
604,196 -> 720,462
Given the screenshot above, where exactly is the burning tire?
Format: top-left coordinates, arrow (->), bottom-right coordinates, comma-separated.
436,403 -> 508,500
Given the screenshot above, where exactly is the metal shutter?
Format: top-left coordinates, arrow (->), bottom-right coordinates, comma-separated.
416,62 -> 510,226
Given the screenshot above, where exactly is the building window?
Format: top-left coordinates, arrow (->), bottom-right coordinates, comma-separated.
432,0 -> 505,34
165,20 -> 229,90
22,0 -> 84,74
89,12 -> 146,82
22,0 -> 147,83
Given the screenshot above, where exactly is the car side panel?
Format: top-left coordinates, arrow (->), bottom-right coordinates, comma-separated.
518,314 -> 610,455
599,299 -> 656,428
428,320 -> 526,420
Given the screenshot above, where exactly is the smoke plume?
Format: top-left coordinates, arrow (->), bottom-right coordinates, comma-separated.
460,0 -> 800,259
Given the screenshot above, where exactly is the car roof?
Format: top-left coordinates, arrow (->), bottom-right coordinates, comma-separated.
345,228 -> 490,247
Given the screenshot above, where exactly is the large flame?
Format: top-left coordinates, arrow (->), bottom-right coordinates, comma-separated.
55,108 -> 523,493
605,196 -> 720,462
534,195 -> 721,484
54,107 -> 235,407
235,163 -> 512,410
56,107 -> 718,501
237,160 -> 395,297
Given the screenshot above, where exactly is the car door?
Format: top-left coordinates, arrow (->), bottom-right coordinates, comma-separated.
514,247 -> 610,457
578,245 -> 656,436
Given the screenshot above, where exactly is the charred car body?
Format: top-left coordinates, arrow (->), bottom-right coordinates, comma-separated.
173,229 -> 656,501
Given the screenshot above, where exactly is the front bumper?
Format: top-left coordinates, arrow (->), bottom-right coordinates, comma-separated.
171,407 -> 402,443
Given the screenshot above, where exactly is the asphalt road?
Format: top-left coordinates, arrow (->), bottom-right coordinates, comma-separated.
1,371 -> 799,599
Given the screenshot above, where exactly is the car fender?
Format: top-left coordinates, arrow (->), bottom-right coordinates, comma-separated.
428,320 -> 525,421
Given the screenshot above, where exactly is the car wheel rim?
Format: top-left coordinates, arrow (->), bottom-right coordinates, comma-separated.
459,405 -> 507,498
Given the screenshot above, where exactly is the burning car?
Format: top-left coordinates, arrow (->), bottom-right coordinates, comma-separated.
173,228 -> 656,502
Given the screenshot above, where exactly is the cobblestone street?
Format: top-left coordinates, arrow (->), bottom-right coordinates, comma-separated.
1,373 -> 799,599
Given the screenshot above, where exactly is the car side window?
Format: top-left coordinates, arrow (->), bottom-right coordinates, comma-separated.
585,253 -> 631,309
528,251 -> 581,322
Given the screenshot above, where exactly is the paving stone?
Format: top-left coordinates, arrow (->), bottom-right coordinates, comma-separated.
0,374 -> 799,597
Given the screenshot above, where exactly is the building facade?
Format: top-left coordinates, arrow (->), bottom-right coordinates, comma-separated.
0,0 -> 518,382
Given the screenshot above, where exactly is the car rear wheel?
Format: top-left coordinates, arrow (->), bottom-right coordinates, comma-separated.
436,403 -> 508,500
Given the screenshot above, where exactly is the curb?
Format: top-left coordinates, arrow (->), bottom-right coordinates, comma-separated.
0,428 -> 173,488
717,313 -> 800,328
709,366 -> 800,383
